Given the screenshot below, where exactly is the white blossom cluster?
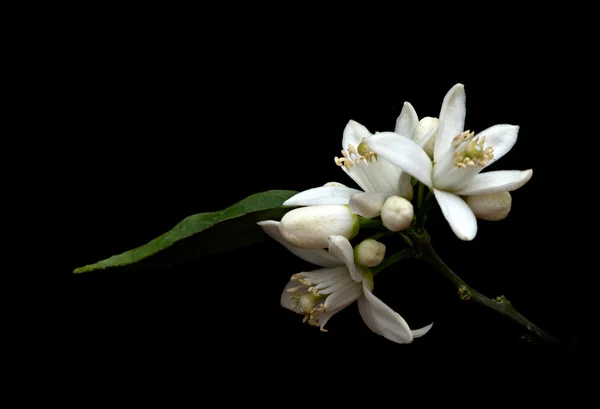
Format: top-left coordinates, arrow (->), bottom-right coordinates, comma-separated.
259,84 -> 532,344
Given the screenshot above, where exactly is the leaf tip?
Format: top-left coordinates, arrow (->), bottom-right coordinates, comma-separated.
73,266 -> 91,274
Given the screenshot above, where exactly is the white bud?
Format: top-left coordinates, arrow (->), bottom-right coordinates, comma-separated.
413,117 -> 438,158
348,192 -> 387,218
466,192 -> 512,221
354,239 -> 386,267
279,205 -> 360,249
323,182 -> 347,187
380,196 -> 414,232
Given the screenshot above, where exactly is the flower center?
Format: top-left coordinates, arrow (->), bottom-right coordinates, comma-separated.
452,131 -> 494,168
334,139 -> 377,171
287,274 -> 329,330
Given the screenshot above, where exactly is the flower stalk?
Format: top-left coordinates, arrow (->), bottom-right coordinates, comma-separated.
407,229 -> 559,343
371,249 -> 416,276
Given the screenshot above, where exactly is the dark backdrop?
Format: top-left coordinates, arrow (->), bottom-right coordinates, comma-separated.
69,19 -> 592,372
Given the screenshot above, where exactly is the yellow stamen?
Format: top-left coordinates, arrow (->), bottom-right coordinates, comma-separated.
347,144 -> 358,156
334,138 -> 378,170
452,130 -> 494,168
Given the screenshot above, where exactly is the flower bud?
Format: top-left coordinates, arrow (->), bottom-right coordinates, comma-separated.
279,205 -> 360,249
348,192 -> 387,218
354,239 -> 386,267
466,192 -> 512,221
381,196 -> 414,232
413,117 -> 438,158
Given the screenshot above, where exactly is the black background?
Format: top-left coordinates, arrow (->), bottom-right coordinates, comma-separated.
68,11 -> 594,380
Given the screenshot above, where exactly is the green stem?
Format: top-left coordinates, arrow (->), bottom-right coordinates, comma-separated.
417,182 -> 425,209
410,230 -> 559,343
368,231 -> 397,241
421,191 -> 435,215
414,183 -> 429,233
371,249 -> 416,276
359,217 -> 384,229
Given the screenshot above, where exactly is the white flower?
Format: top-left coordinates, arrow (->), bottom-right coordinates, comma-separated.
366,83 -> 533,241
258,220 -> 433,344
282,103 -> 434,216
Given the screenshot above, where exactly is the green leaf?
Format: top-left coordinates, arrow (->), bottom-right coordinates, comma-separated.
73,190 -> 297,274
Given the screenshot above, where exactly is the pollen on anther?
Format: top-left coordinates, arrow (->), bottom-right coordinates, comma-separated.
334,156 -> 353,171
453,130 -> 495,168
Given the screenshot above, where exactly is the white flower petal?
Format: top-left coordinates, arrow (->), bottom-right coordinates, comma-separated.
356,295 -> 379,334
394,102 -> 419,138
367,156 -> 403,194
282,185 -> 362,206
432,152 -> 482,192
316,281 -> 363,330
315,271 -> 354,294
313,310 -> 336,330
366,131 -> 433,187
300,266 -> 348,285
476,124 -> 519,169
397,171 -> 414,201
323,281 -> 363,316
433,189 -> 478,241
257,221 -> 342,267
327,235 -> 363,282
281,279 -> 306,311
348,192 -> 387,218
343,163 -> 375,193
342,120 -> 371,151
357,283 -> 414,344
434,83 -> 466,161
454,169 -> 533,196
417,121 -> 439,150
412,323 -> 434,338
321,277 -> 358,298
